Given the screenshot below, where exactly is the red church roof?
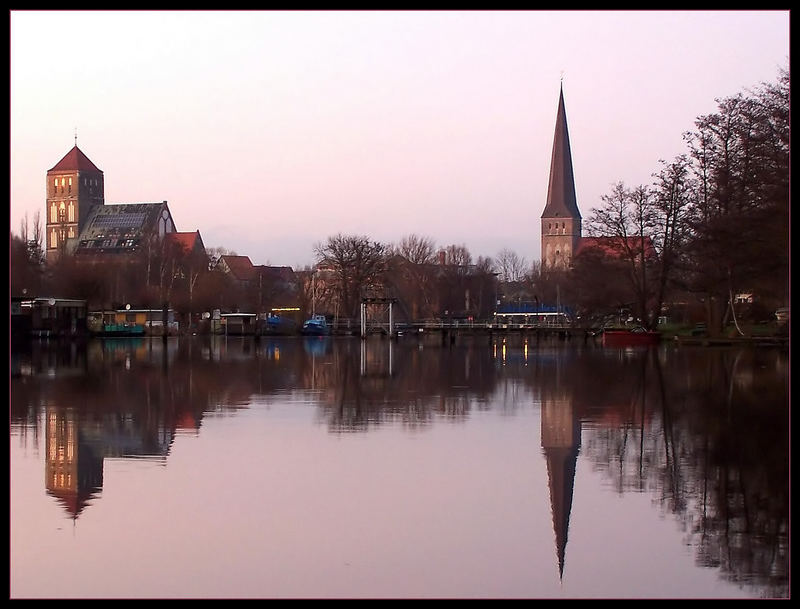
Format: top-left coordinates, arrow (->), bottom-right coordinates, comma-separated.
576,236 -> 656,259
48,145 -> 103,173
165,231 -> 205,255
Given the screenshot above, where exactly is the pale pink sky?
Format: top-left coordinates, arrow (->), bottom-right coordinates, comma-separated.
10,10 -> 789,269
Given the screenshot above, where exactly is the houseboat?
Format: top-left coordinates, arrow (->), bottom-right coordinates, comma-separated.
11,297 -> 88,338
88,307 -> 179,337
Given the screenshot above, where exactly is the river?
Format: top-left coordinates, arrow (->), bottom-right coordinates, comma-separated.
9,335 -> 789,599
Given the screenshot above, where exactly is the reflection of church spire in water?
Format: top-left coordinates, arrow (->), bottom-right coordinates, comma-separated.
540,355 -> 581,581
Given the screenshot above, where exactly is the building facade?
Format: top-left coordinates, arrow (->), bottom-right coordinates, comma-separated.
45,145 -> 105,263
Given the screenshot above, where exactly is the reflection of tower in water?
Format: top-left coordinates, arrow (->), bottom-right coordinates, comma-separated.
45,407 -> 103,520
539,354 -> 581,581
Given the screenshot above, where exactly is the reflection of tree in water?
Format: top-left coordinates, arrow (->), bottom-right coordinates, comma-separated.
312,338 -> 497,432
568,345 -> 789,598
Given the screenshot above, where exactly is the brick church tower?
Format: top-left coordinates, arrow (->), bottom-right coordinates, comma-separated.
541,85 -> 582,269
45,142 -> 104,263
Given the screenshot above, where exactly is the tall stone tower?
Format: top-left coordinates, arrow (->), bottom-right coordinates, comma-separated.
45,144 -> 104,263
541,85 -> 582,268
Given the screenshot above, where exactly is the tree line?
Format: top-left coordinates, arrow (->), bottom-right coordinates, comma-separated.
10,67 -> 788,334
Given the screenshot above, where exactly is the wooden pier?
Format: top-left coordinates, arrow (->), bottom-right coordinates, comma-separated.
329,317 -> 593,341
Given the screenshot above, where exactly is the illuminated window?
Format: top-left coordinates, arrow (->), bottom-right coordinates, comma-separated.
51,228 -> 58,248
50,203 -> 57,223
68,201 -> 75,222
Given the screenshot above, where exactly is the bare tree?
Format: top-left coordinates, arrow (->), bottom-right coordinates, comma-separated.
585,183 -> 660,328
314,233 -> 387,318
495,248 -> 527,283
392,234 -> 438,265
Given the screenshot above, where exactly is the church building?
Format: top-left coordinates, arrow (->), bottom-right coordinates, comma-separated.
44,142 -> 190,264
541,85 -> 583,269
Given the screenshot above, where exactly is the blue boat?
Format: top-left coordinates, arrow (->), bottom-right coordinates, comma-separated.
301,314 -> 330,336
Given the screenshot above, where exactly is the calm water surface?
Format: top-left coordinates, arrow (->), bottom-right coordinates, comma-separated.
10,335 -> 789,599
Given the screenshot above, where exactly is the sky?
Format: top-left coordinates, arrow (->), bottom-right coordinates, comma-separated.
10,10 -> 790,269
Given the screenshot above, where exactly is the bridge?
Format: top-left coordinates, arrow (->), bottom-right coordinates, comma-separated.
328,316 -> 591,341
324,297 -> 590,341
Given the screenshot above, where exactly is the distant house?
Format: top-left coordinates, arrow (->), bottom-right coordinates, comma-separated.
216,255 -> 298,310
216,255 -> 257,288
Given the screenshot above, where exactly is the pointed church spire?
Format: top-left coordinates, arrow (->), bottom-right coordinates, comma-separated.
541,84 -> 581,220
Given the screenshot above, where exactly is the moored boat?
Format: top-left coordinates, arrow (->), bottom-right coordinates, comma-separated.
301,314 -> 330,336
601,327 -> 661,345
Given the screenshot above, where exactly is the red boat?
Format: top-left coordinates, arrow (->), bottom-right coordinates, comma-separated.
601,327 -> 661,346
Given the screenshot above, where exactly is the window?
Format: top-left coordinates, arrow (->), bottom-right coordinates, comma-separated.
50,228 -> 57,248
68,201 -> 75,222
50,203 -> 57,223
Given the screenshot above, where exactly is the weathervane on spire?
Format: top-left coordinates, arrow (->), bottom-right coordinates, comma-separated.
74,127 -> 77,147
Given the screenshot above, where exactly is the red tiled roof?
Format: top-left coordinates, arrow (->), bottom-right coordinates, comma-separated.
48,146 -> 103,173
256,265 -> 295,281
576,236 -> 656,259
165,231 -> 204,255
220,255 -> 255,281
